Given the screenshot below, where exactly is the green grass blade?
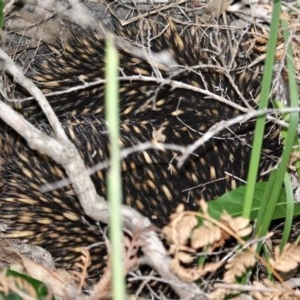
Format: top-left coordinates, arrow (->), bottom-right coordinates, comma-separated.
255,14 -> 299,248
280,172 -> 295,249
105,35 -> 125,299
243,0 -> 282,218
0,0 -> 3,32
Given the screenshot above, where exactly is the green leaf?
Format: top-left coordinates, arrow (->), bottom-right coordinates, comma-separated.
0,0 -> 3,32
208,182 -> 300,221
3,269 -> 52,300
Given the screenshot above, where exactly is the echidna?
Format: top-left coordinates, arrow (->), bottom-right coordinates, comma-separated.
0,14 -> 282,288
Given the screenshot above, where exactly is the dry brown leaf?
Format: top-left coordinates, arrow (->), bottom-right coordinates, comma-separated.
269,243 -> 300,273
224,247 -> 256,283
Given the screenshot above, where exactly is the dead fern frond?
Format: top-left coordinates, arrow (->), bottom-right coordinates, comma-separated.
91,266 -> 111,299
71,249 -> 91,290
269,243 -> 300,273
176,251 -> 195,264
123,232 -> 140,273
251,279 -> 300,300
208,287 -> 230,300
170,258 -> 222,282
163,202 -> 256,283
162,204 -> 198,252
223,246 -> 256,283
190,220 -> 223,249
221,212 -> 252,238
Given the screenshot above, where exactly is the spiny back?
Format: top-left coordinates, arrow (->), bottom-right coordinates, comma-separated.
0,16 -> 282,286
